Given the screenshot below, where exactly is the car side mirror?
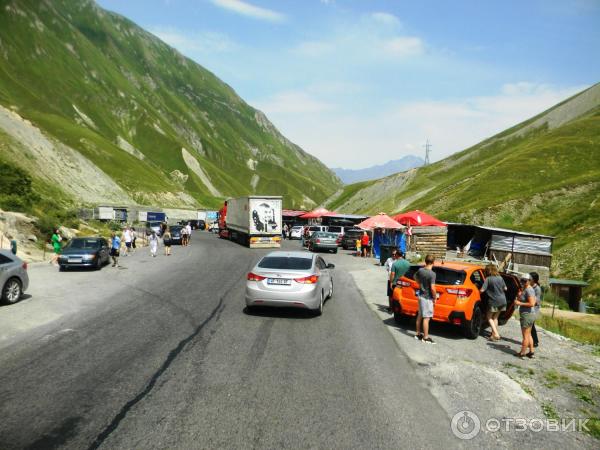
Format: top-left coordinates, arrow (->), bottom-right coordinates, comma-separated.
327,263 -> 335,269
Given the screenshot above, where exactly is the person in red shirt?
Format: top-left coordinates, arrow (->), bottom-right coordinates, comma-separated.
361,231 -> 370,258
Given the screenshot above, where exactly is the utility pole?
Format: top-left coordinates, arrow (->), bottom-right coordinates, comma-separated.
424,139 -> 432,166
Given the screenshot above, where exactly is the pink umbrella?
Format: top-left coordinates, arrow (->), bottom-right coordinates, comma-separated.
357,213 -> 404,230
300,208 -> 335,219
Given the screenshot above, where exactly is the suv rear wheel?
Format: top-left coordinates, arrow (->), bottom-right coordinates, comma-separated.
463,304 -> 482,339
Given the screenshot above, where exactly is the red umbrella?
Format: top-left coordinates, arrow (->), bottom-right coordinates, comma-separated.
300,208 -> 335,219
357,213 -> 404,230
392,210 -> 446,227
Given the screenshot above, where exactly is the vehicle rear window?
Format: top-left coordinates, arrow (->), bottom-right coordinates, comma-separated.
258,257 -> 313,270
0,253 -> 13,264
67,239 -> 101,249
404,265 -> 466,285
328,226 -> 342,233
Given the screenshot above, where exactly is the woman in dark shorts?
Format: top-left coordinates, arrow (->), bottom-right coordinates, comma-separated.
514,273 -> 537,359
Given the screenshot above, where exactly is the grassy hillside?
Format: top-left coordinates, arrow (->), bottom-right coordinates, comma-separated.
329,84 -> 600,302
0,0 -> 340,210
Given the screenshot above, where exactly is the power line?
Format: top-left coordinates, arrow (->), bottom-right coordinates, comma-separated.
424,139 -> 432,166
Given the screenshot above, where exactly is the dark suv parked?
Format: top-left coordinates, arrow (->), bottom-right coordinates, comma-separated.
341,228 -> 365,250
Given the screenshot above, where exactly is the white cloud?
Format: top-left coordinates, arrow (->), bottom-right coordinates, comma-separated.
371,12 -> 400,26
382,36 -> 424,57
210,0 -> 286,23
255,83 -> 587,169
253,91 -> 334,114
150,27 -> 236,53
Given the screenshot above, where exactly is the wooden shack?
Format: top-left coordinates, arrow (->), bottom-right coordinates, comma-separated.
447,223 -> 554,270
409,226 -> 447,259
549,278 -> 589,312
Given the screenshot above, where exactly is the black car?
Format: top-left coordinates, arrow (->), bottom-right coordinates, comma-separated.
167,226 -> 184,245
58,237 -> 110,271
341,229 -> 365,250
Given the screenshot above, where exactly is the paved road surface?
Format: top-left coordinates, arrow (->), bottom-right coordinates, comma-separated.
0,232 -> 456,449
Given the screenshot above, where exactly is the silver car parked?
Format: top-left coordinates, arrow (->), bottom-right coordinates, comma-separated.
245,251 -> 334,315
0,250 -> 29,305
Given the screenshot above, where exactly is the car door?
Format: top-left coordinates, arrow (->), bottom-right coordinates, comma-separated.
0,252 -> 13,287
316,257 -> 331,295
470,269 -> 485,309
499,274 -> 519,324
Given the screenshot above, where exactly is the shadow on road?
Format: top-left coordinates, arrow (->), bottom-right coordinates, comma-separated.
243,306 -> 317,319
381,314 -> 473,341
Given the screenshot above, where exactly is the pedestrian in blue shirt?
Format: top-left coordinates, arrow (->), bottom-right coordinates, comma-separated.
110,232 -> 121,268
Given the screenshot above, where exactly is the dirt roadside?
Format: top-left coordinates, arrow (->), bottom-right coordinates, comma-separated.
334,250 -> 599,448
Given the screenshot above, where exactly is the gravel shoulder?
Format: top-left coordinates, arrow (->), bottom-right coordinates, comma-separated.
332,249 -> 600,448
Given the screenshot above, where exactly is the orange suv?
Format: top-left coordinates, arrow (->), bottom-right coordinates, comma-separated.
391,261 -> 520,339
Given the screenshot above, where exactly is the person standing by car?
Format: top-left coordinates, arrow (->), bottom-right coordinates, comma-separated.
514,273 -> 537,359
131,227 -> 137,252
110,231 -> 121,267
50,228 -> 62,266
384,249 -> 398,310
415,254 -> 437,344
163,227 -> 172,256
390,251 -> 411,313
480,264 -> 507,341
149,230 -> 159,257
530,272 -> 542,348
361,231 -> 370,258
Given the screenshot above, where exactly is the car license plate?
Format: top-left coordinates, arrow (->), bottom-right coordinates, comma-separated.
68,258 -> 82,263
267,278 -> 291,285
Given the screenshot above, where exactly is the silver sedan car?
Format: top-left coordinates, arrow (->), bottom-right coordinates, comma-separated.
245,251 -> 334,315
0,250 -> 29,305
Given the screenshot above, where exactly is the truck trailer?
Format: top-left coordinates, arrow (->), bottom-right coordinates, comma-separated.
220,196 -> 283,248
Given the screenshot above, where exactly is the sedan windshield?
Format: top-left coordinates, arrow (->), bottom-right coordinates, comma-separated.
258,257 -> 313,270
67,239 -> 102,249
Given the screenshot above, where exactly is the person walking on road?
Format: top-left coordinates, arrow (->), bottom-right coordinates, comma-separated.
149,230 -> 159,257
181,224 -> 189,247
389,251 -> 410,313
131,227 -> 137,252
480,264 -> 507,341
186,222 -> 192,245
163,227 -> 172,256
361,231 -> 370,258
530,272 -> 542,348
50,228 -> 62,266
110,231 -> 121,267
514,273 -> 537,359
415,254 -> 437,344
122,226 -> 132,256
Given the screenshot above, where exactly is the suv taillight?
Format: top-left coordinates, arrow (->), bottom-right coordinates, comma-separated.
294,275 -> 319,284
22,262 -> 28,270
400,280 -> 411,287
247,272 -> 266,281
447,288 -> 472,297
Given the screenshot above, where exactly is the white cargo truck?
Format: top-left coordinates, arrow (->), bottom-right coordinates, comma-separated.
95,206 -> 115,221
225,196 -> 283,248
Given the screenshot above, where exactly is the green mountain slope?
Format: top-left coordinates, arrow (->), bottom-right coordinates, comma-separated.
328,84 -> 600,301
0,0 -> 340,210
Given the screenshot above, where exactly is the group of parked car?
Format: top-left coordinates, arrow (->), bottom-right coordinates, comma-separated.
287,224 -> 368,255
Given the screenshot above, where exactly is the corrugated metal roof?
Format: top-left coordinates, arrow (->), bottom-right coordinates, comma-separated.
447,222 -> 554,239
324,214 -> 369,220
549,278 -> 589,287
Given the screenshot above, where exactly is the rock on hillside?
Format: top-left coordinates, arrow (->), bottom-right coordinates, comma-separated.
0,0 -> 341,209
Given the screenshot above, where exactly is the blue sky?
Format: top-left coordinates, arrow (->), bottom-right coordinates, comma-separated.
97,0 -> 600,168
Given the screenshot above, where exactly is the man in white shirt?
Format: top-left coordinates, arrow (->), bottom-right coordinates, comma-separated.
122,227 -> 132,256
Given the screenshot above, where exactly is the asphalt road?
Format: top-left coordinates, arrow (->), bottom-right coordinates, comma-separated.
0,232 -> 457,449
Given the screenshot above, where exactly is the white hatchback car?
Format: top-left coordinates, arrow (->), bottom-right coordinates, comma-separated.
245,251 -> 334,315
290,226 -> 304,239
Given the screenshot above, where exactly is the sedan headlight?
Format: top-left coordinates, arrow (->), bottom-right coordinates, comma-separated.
83,254 -> 96,260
